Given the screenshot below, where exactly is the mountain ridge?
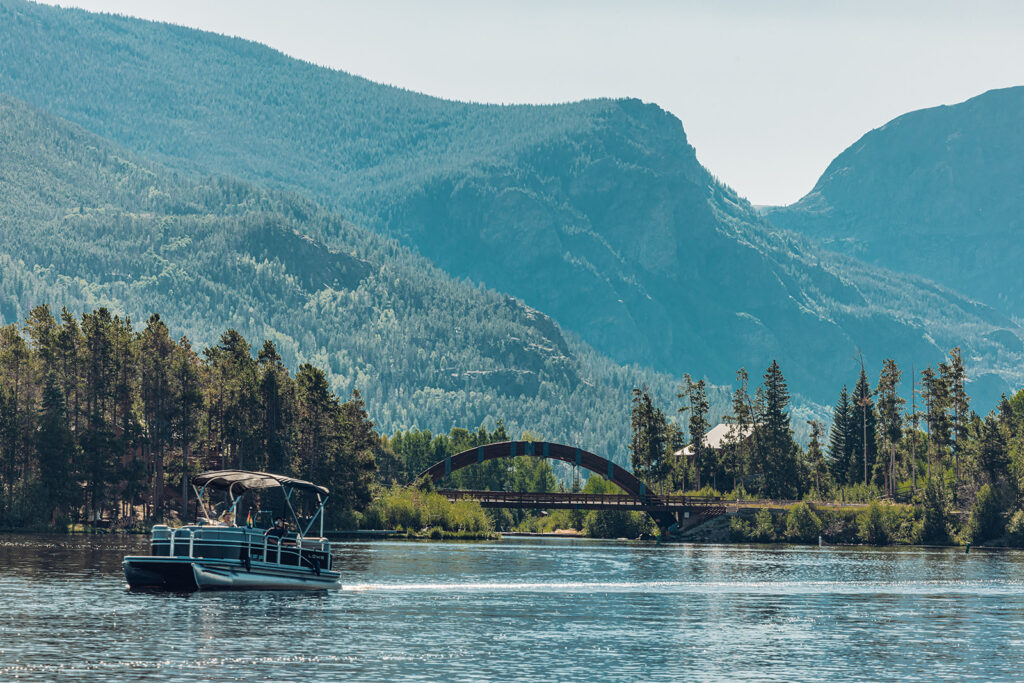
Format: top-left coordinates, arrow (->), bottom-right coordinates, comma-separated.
0,91 -> 723,462
1,0 -> 1022,407
767,86 -> 1024,319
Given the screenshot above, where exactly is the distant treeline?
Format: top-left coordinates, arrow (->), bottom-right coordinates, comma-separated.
632,348 -> 1024,545
0,305 -> 380,529
5,304 -> 1024,545
0,304 -> 572,533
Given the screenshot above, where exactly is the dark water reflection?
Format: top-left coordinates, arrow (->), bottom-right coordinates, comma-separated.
2,534 -> 1024,681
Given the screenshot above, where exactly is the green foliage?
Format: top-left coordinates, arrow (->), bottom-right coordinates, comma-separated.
513,509 -> 579,534
833,483 -> 884,503
857,502 -> 890,545
579,473 -> 652,538
0,306 -> 381,527
686,485 -> 723,499
785,502 -> 823,543
920,479 -> 954,545
2,0 -> 1021,413
964,483 -> 1004,545
0,92 -> 709,473
1006,510 -> 1024,547
728,515 -> 753,542
370,485 -> 493,535
583,509 -> 652,540
751,508 -> 776,542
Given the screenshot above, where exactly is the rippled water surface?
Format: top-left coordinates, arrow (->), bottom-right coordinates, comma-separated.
2,534 -> 1024,681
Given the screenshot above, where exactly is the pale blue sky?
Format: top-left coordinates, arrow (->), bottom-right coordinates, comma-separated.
39,0 -> 1024,206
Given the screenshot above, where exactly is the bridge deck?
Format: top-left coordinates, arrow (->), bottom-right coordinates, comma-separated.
438,489 -> 725,512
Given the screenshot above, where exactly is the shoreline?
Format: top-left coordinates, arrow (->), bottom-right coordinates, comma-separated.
1,527 -> 1011,551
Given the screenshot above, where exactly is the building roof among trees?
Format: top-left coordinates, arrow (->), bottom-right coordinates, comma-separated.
676,423 -> 756,457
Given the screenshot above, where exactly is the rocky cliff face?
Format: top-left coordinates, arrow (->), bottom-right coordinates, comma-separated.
383,98 -> 1024,401
767,86 -> 1024,316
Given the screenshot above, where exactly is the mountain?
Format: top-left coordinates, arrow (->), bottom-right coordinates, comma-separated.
1,0 -> 1022,405
0,92 -> 711,462
767,87 -> 1024,318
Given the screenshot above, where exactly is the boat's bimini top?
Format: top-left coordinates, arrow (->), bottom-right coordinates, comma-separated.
192,470 -> 329,497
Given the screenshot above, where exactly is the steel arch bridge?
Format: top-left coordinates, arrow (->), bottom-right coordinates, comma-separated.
417,441 -> 723,531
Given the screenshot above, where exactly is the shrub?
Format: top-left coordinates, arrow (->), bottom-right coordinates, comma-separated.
360,505 -> 384,530
451,500 -> 490,533
964,484 -> 1005,545
687,485 -> 722,499
729,515 -> 753,542
1006,510 -> 1024,547
857,501 -> 890,545
583,510 -> 652,539
835,483 -> 883,503
818,509 -> 858,544
725,485 -> 752,501
888,507 -> 923,545
373,485 -> 493,535
382,489 -> 422,530
785,502 -> 823,543
921,479 -> 953,545
751,508 -> 775,542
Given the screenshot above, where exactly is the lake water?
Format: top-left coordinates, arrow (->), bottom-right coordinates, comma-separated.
2,534 -> 1024,681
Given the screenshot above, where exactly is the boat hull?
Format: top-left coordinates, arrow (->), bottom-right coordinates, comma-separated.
123,555 -> 340,591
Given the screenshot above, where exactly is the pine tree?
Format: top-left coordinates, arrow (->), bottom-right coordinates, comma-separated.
630,386 -> 667,488
170,336 -> 202,517
81,308 -> 117,524
678,375 -> 710,491
257,340 -> 291,474
875,359 -> 904,496
848,366 -> 877,486
828,385 -> 850,485
805,419 -> 828,495
0,324 -> 32,519
0,384 -> 17,521
725,368 -> 756,491
976,414 -> 1008,485
293,363 -> 334,482
36,372 -> 75,525
333,390 -> 378,516
759,360 -> 799,499
55,307 -> 84,441
921,365 -> 952,482
947,347 -> 970,488
139,314 -> 174,514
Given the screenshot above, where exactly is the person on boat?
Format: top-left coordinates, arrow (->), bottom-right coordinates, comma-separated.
264,517 -> 288,541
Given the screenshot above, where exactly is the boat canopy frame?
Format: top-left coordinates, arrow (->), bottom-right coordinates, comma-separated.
191,469 -> 330,538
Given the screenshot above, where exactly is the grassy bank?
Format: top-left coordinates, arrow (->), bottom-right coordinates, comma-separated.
351,485 -> 499,539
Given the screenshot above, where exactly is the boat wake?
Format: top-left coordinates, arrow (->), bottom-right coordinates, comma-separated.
341,579 -> 1024,595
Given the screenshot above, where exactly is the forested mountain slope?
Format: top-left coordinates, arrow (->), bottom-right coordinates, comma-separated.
0,93 -> 714,463
1,0 -> 1022,405
767,87 -> 1024,317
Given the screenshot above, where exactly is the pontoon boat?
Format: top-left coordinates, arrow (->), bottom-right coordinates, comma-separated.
122,470 -> 340,591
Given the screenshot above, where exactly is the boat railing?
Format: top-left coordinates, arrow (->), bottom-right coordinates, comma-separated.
160,525 -> 329,569
260,534 -> 329,568
169,527 -> 196,558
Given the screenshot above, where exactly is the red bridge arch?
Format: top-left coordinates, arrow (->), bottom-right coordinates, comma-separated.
417,441 -> 678,529
418,441 -> 647,499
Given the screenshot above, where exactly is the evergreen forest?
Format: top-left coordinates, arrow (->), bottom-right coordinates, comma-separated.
2,0 -> 1022,406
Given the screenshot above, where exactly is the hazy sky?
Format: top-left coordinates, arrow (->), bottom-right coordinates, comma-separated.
38,0 -> 1024,206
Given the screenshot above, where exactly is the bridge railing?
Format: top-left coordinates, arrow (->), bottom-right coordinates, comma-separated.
440,490 -> 900,511
438,489 -> 725,508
